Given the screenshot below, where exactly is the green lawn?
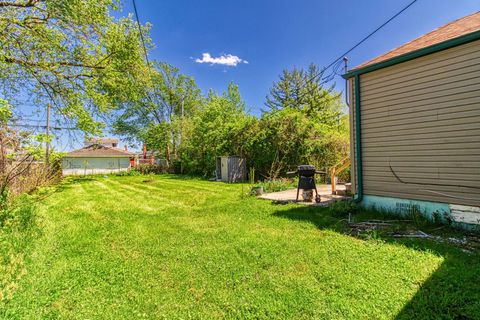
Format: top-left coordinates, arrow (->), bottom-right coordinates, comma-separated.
1,175 -> 479,319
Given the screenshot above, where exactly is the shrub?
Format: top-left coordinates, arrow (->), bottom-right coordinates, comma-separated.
255,178 -> 296,193
172,160 -> 182,174
135,164 -> 168,175
336,164 -> 351,184
115,169 -> 142,177
0,194 -> 36,229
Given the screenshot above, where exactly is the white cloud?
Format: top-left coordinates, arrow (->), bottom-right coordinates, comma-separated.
195,53 -> 248,66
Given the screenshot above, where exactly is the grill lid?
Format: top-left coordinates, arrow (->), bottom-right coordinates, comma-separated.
297,165 -> 316,176
298,165 -> 316,171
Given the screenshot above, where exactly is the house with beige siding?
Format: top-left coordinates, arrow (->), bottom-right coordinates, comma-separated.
342,12 -> 480,227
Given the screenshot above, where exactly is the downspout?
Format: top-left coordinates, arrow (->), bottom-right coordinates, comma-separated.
353,74 -> 363,203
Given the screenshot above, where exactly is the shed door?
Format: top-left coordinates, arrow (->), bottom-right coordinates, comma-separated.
221,157 -> 228,182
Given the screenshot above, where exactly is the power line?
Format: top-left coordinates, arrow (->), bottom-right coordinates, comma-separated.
132,0 -> 164,118
329,0 -> 418,75
8,123 -> 80,130
300,0 -> 419,96
11,118 -> 45,123
11,117 -> 80,126
132,0 -> 150,65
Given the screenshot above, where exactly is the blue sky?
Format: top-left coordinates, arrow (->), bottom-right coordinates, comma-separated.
122,0 -> 479,115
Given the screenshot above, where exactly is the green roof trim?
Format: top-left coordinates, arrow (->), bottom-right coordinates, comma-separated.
353,74 -> 363,203
342,30 -> 480,79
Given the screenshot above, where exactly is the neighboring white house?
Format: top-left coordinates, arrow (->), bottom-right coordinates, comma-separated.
62,140 -> 135,175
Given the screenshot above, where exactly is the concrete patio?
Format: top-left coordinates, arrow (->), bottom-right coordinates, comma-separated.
258,184 -> 349,206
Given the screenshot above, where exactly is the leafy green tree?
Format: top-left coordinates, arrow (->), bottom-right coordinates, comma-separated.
113,62 -> 202,162
180,83 -> 257,176
305,114 -> 350,171
0,0 -> 150,134
256,63 -> 349,179
251,108 -> 310,178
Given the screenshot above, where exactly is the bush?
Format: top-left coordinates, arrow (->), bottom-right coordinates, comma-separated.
135,164 -> 168,175
255,178 -> 296,193
3,162 -> 62,203
336,164 -> 351,184
172,160 -> 182,174
115,169 -> 142,177
0,195 -> 36,230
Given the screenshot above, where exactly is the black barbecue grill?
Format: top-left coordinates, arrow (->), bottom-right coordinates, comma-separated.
288,165 -> 325,202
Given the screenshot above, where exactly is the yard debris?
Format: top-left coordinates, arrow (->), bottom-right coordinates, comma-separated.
391,230 -> 431,238
347,219 -> 480,252
348,220 -> 395,233
433,234 -> 480,253
348,220 -> 397,239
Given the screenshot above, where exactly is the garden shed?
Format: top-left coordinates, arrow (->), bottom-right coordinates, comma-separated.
216,156 -> 246,182
342,12 -> 480,226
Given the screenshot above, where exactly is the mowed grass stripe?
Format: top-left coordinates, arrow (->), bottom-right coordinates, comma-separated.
1,175 -> 478,319
103,179 -> 196,211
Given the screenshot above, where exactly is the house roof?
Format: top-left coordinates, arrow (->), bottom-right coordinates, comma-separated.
65,144 -> 135,158
350,11 -> 480,73
84,137 -> 119,145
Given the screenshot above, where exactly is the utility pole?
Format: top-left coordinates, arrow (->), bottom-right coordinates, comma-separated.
45,103 -> 51,164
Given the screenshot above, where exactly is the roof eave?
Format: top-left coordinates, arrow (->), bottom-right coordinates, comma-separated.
342,30 -> 480,79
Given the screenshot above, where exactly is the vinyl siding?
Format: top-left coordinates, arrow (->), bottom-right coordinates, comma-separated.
354,39 -> 480,207
62,157 -> 131,175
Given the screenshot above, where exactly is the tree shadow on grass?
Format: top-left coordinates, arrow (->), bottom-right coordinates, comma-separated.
272,205 -> 480,320
157,174 -> 204,181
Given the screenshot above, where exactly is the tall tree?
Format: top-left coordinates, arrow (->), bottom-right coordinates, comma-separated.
113,62 -> 202,162
180,82 -> 257,176
265,63 -> 342,119
257,63 -> 348,178
0,0 -> 150,134
265,67 -> 305,111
